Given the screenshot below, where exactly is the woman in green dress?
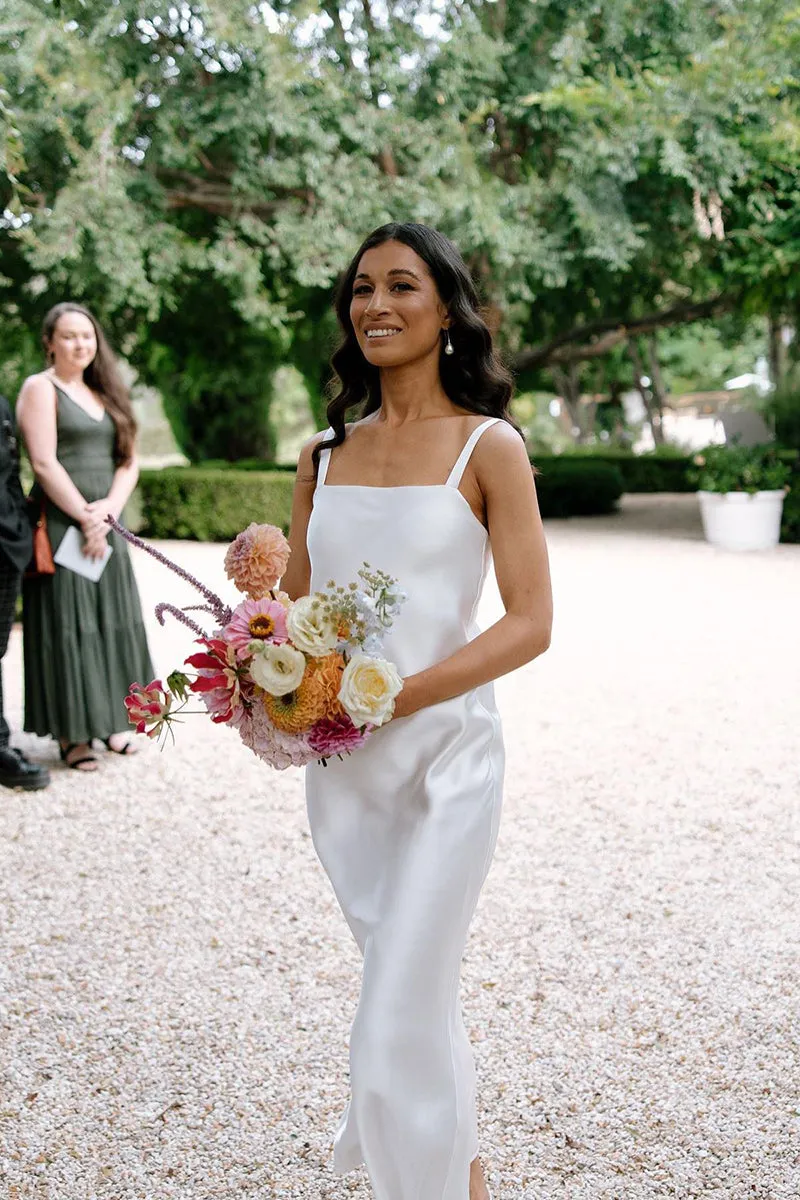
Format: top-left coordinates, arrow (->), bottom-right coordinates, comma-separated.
17,302 -> 154,772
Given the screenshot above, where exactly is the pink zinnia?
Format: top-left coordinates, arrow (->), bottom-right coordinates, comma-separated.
307,715 -> 370,760
223,597 -> 289,658
224,523 -> 291,599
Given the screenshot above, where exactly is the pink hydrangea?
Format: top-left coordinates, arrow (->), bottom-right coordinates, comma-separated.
234,702 -> 318,770
307,715 -> 370,759
223,597 -> 289,658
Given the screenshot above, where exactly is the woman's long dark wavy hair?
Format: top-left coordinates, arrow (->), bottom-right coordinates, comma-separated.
313,223 -> 517,471
43,302 -> 137,465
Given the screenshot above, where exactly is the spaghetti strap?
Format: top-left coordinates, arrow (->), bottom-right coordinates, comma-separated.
445,418 -> 501,488
316,429 -> 335,489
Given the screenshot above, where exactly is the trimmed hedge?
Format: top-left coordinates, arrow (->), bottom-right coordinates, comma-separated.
534,459 -> 624,517
197,458 -> 296,473
201,451 -> 690,490
137,459 -> 624,538
781,471 -> 800,544
138,468 -> 295,540
531,451 -> 696,492
532,448 -> 798,493
194,449 -> 799,491
591,452 -> 696,493
136,454 -> 798,539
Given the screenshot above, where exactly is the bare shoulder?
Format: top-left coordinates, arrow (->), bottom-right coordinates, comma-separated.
295,429 -> 329,476
19,372 -> 56,403
473,419 -> 531,477
16,372 -> 56,421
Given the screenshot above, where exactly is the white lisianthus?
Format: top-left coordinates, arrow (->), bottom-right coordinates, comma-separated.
286,594 -> 339,656
250,643 -> 307,696
338,654 -> 403,728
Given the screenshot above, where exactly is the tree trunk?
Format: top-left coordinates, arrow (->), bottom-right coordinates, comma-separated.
627,337 -> 665,446
550,363 -> 586,443
768,314 -> 789,390
645,333 -> 668,445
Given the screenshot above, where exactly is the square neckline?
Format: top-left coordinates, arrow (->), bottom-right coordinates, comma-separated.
316,417 -> 500,492
314,418 -> 501,534
314,482 -> 491,536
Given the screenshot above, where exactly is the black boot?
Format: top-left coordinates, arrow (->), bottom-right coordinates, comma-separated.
0,747 -> 51,791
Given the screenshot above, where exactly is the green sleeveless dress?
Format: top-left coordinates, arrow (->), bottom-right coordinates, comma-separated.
23,384 -> 154,743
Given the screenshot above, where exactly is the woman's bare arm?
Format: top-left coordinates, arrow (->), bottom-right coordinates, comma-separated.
281,433 -> 326,600
393,423 -> 552,718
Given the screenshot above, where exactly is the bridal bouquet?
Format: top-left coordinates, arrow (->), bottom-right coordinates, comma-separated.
109,519 -> 406,769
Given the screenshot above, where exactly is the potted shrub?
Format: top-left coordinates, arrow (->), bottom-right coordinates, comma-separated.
689,443 -> 792,551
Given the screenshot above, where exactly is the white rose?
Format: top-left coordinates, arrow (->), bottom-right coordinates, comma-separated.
286,594 -> 339,656
250,643 -> 307,696
338,654 -> 403,728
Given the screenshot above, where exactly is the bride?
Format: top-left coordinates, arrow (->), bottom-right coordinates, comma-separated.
282,222 -> 553,1200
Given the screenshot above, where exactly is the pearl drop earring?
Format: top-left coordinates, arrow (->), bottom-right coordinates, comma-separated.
444,330 -> 454,356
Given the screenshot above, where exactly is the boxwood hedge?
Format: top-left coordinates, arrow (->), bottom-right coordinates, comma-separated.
138,468 -> 295,540
198,450 -> 696,491
136,452 -> 797,540
138,458 -> 624,539
533,458 -> 624,517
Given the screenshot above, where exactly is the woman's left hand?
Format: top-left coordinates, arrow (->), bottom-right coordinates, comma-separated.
83,497 -> 118,535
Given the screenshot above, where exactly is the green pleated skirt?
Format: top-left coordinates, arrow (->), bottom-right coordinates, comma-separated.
23,474 -> 154,745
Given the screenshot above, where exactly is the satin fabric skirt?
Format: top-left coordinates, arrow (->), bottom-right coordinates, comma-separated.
306,684 -> 504,1200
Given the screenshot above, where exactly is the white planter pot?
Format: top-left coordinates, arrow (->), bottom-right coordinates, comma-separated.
698,489 -> 786,551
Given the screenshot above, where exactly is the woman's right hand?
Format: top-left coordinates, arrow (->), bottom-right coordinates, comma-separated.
81,526 -> 109,561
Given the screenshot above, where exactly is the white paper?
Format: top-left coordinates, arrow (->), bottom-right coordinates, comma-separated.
53,524 -> 113,582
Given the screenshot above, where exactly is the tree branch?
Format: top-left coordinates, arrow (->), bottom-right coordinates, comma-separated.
320,1 -> 353,69
512,293 -> 738,371
154,168 -> 315,216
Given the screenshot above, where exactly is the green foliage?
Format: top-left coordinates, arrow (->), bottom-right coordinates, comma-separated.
781,475 -> 800,542
139,275 -> 286,462
687,444 -> 793,493
138,468 -> 295,540
196,459 -> 295,473
532,450 -> 697,493
766,374 -> 800,450
3,3 -> 799,391
655,318 -> 771,398
534,459 -> 624,518
1,0 -> 799,459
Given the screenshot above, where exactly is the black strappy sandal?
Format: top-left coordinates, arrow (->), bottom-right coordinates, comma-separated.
60,742 -> 99,771
100,737 -> 137,756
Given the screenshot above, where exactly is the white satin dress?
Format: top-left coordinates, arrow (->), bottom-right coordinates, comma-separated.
305,418 -> 505,1200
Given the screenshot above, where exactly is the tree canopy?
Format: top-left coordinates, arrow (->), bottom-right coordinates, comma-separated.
2,0 -> 798,456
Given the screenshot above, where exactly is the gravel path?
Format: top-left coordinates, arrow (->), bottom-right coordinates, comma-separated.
2,496 -> 798,1199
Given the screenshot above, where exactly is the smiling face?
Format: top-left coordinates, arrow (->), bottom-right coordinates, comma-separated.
349,240 -> 450,368
47,310 -> 98,375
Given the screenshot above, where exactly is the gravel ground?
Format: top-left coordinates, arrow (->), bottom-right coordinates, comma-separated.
2,494 -> 798,1199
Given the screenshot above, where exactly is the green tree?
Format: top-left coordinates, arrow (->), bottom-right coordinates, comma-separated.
1,0 -> 798,454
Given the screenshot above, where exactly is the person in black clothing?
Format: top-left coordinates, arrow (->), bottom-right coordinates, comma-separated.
0,394 -> 50,790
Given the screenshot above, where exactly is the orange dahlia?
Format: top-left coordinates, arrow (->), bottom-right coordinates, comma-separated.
310,651 -> 346,719
262,667 -> 329,734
